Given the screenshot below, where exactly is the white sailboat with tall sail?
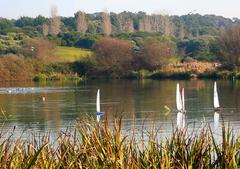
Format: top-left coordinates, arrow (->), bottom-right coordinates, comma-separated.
213,82 -> 220,129
214,82 -> 220,110
176,83 -> 183,112
176,83 -> 186,128
96,89 -> 104,122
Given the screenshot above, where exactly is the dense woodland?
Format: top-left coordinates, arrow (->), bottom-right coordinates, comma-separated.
1,8 -> 240,80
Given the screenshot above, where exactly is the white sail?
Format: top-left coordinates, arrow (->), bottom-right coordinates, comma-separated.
214,112 -> 219,130
177,112 -> 185,128
176,83 -> 183,111
214,82 -> 220,108
182,113 -> 185,128
96,89 -> 100,112
177,112 -> 181,127
182,88 -> 185,112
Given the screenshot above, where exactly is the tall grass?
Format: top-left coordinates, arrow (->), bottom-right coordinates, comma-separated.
0,118 -> 240,168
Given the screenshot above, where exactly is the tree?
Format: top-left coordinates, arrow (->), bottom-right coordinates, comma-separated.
101,10 -> 112,36
61,17 -> 75,32
117,14 -> 134,33
218,26 -> 240,66
137,38 -> 176,70
76,11 -> 88,33
177,37 -> 217,61
42,24 -> 49,36
21,38 -> 56,62
33,15 -> 48,26
93,38 -> 134,77
15,17 -> 34,27
0,18 -> 14,33
151,15 -> 164,33
49,6 -> 61,35
163,16 -> 174,36
139,15 -> 152,32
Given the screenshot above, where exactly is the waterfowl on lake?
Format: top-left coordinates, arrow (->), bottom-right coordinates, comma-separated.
41,96 -> 46,101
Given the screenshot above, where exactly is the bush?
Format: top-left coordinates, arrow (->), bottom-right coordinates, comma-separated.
71,59 -> 95,76
21,38 -> 56,62
235,71 -> 240,79
198,71 -> 217,79
58,32 -> 101,49
0,55 -> 34,81
34,73 -> 48,81
93,37 -> 134,77
216,70 -> 233,79
49,73 -> 67,81
128,70 -> 152,79
137,37 -> 176,70
149,71 -> 191,80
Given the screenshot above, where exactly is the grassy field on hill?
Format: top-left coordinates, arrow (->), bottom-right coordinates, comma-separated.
54,46 -> 93,62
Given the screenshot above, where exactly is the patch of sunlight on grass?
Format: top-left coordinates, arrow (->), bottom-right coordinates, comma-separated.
54,46 -> 93,62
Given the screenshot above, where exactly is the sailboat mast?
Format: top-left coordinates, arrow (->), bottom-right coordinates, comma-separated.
176,83 -> 183,111
214,82 -> 220,109
96,89 -> 100,112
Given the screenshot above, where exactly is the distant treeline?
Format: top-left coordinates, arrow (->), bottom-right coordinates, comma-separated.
1,9 -> 239,60
1,9 -> 239,37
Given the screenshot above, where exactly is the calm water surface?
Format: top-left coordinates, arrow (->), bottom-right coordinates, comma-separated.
0,80 -> 240,136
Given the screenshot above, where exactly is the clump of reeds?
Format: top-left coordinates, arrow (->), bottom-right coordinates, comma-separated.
0,117 -> 239,168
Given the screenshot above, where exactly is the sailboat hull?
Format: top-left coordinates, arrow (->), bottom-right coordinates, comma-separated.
96,112 -> 105,116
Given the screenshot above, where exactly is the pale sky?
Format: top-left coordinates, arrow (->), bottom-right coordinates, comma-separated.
0,0 -> 239,19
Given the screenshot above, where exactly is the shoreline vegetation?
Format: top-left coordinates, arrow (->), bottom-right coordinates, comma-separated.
1,56 -> 240,82
0,55 -> 239,82
0,117 -> 240,168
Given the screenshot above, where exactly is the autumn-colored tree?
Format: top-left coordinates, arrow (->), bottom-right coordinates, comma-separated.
151,15 -> 164,32
21,38 -> 56,63
76,11 -> 87,33
42,23 -> 49,36
218,26 -> 240,67
117,14 -> 134,33
0,55 -> 34,81
139,14 -> 174,35
101,10 -> 112,36
163,16 -> 174,36
93,38 -> 134,77
49,6 -> 61,35
179,21 -> 185,40
137,38 -> 176,70
139,15 -> 152,32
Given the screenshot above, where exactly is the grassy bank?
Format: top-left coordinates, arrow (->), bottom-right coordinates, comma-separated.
0,118 -> 240,168
54,46 -> 93,62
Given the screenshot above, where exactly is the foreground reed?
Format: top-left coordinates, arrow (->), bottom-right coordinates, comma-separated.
0,118 -> 239,168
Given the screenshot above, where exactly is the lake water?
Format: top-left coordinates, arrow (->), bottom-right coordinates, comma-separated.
0,79 -> 240,136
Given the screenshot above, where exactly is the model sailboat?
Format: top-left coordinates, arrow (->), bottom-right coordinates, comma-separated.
176,83 -> 183,111
176,83 -> 186,128
96,89 -> 105,122
213,81 -> 220,129
176,83 -> 185,113
214,82 -> 220,110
